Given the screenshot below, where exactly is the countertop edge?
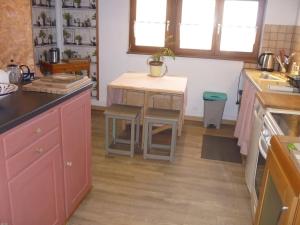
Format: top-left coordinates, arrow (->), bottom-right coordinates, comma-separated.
0,84 -> 92,134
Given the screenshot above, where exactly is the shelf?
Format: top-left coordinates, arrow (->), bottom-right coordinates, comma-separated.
64,44 -> 97,48
62,6 -> 96,11
33,25 -> 56,29
32,5 -> 55,9
63,26 -> 96,30
34,44 -> 57,48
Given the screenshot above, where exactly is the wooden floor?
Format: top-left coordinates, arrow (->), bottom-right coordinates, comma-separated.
67,110 -> 252,225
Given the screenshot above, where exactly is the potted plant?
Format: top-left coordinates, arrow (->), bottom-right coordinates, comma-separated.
46,0 -> 51,7
63,13 -> 72,27
40,12 -> 47,26
90,36 -> 96,46
75,35 -> 82,45
63,49 -> 75,60
91,50 -> 97,63
91,12 -> 96,27
147,47 -> 175,77
48,34 -> 53,44
74,0 -> 81,8
43,50 -> 48,61
90,0 -> 96,9
63,30 -> 71,44
39,30 -> 47,45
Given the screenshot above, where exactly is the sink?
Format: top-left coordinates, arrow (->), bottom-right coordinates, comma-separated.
259,72 -> 285,81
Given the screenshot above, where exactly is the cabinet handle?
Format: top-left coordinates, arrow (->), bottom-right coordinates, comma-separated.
276,206 -> 289,223
36,128 -> 42,134
66,161 -> 73,167
35,148 -> 44,154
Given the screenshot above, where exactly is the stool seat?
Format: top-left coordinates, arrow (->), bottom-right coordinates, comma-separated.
145,109 -> 180,122
104,104 -> 142,118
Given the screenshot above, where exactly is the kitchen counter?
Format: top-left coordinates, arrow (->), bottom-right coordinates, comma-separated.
270,135 -> 300,193
256,92 -> 300,111
0,83 -> 92,134
244,69 -> 288,92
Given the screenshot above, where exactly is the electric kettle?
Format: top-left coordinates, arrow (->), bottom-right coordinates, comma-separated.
258,52 -> 274,72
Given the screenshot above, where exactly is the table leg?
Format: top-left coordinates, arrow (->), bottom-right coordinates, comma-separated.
178,94 -> 184,136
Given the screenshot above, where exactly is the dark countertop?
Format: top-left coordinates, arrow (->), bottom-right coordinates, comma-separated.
0,83 -> 92,134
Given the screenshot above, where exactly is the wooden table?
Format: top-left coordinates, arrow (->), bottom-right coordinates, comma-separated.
40,60 -> 90,75
107,73 -> 188,136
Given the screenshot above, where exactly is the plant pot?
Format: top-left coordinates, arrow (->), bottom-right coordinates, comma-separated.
91,20 -> 96,27
37,37 -> 42,45
74,2 -> 80,8
148,61 -> 167,77
75,40 -> 81,45
91,56 -> 96,63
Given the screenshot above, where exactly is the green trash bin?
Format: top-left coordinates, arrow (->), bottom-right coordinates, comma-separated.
203,91 -> 227,129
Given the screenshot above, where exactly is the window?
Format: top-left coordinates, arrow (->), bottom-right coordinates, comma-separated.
129,0 -> 266,61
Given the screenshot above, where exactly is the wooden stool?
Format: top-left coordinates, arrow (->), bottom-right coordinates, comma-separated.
104,104 -> 141,157
143,109 -> 180,162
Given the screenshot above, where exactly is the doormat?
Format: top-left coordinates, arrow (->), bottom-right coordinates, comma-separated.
201,135 -> 242,164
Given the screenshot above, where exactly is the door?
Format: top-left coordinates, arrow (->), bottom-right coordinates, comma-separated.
61,91 -> 91,217
255,151 -> 298,225
7,146 -> 65,225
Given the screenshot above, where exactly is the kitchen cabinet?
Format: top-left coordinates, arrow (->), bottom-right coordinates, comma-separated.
7,146 -> 65,225
61,91 -> 91,217
0,89 -> 91,225
254,136 -> 300,225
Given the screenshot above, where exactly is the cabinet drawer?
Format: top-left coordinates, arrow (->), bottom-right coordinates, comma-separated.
3,109 -> 59,158
6,128 -> 60,180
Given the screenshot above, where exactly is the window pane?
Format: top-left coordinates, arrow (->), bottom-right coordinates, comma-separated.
180,0 -> 216,50
134,0 -> 167,47
220,0 -> 259,52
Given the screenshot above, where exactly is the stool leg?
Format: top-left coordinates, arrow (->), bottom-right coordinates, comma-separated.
136,115 -> 140,146
112,118 -> 116,144
130,119 -> 135,158
143,119 -> 149,159
149,123 -> 153,150
170,122 -> 177,162
105,115 -> 109,155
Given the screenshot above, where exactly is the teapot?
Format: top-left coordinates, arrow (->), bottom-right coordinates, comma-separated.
6,60 -> 32,83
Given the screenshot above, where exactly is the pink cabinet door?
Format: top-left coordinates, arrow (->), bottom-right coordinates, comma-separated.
61,91 -> 91,217
7,146 -> 65,225
0,139 -> 11,225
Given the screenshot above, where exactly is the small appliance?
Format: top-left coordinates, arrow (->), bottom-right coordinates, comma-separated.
258,52 -> 274,72
49,48 -> 60,64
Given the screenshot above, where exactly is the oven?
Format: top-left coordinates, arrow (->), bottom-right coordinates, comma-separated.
252,108 -> 300,214
255,114 -> 278,200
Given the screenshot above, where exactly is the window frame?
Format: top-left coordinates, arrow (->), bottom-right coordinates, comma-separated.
128,0 -> 266,62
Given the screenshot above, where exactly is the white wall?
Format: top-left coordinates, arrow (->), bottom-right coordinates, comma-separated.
264,0 -> 300,25
96,0 -> 300,120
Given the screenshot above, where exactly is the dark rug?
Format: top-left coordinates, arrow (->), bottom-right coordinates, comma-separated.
201,135 -> 242,164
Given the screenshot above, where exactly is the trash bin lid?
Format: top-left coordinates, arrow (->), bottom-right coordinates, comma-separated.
203,91 -> 227,101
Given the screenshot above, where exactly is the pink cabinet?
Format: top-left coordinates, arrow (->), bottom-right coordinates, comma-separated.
61,91 -> 91,217
7,146 -> 65,225
0,90 -> 91,225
